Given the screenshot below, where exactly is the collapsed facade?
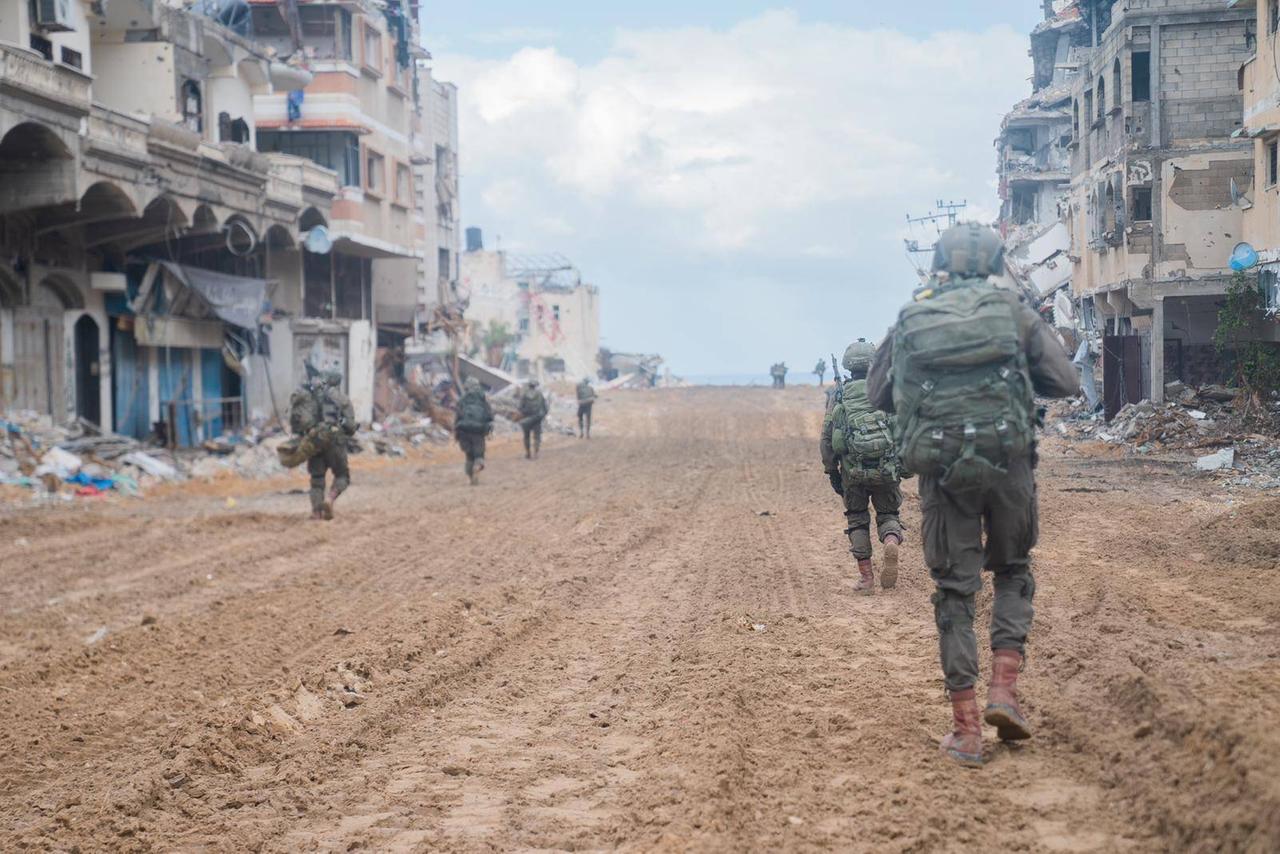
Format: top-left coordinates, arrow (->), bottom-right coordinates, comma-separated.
0,0 -> 458,441
1238,0 -> 1280,319
999,0 -> 1267,417
459,229 -> 601,382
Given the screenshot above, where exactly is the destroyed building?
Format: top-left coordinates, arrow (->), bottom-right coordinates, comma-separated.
1064,0 -> 1256,414
1237,0 -> 1280,321
995,2 -> 1088,309
459,229 -> 601,382
0,0 -> 458,442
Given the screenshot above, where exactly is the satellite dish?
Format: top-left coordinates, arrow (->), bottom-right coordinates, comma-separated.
1230,241 -> 1259,272
304,225 -> 332,254
1230,177 -> 1253,210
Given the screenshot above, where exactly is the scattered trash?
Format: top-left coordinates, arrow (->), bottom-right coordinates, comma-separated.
333,626 -> 354,636
141,614 -> 158,626
758,510 -> 773,517
84,627 -> 108,645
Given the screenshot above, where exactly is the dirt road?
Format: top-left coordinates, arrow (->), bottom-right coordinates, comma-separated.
2,387 -> 1279,851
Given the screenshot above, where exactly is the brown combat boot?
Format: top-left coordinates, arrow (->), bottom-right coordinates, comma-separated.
984,649 -> 1032,741
940,688 -> 984,767
853,559 -> 875,594
881,534 -> 901,590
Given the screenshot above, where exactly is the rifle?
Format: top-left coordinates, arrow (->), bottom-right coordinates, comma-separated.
826,353 -> 845,410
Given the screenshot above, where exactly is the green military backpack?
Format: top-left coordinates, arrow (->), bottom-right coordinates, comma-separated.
456,392 -> 491,433
831,379 -> 899,486
891,280 -> 1035,492
289,387 -> 322,435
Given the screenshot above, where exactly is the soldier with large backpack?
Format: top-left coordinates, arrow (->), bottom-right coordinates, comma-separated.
867,223 -> 1078,767
285,367 -> 357,520
455,378 -> 495,486
517,380 -> 549,460
821,339 -> 904,594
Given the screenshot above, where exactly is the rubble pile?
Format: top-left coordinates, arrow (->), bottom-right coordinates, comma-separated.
1048,383 -> 1280,489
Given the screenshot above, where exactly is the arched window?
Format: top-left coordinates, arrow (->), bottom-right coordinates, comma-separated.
1104,180 -> 1118,237
1113,58 -> 1123,110
1073,100 -> 1080,139
181,80 -> 203,134
1097,76 -> 1106,122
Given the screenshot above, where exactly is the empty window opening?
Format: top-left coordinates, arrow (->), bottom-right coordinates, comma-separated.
1007,128 -> 1034,154
1271,0 -> 1279,36
1097,77 -> 1106,122
29,34 -> 53,61
1269,139 -> 1279,187
60,47 -> 82,69
181,80 -> 203,134
1132,52 -> 1151,102
1131,187 -> 1153,222
1084,90 -> 1094,131
1010,185 -> 1037,225
1112,58 -> 1122,109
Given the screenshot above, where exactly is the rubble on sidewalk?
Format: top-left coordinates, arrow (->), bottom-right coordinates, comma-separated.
1047,383 -> 1280,488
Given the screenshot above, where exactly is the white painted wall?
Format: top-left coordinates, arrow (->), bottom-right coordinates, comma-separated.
208,67 -> 256,146
347,319 -> 373,422
92,42 -> 177,122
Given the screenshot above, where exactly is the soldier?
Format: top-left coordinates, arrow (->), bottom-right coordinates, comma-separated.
867,223 -> 1079,767
517,379 -> 549,460
455,377 -> 494,485
576,376 -> 598,439
291,368 -> 357,521
821,339 -> 904,594
814,357 -> 828,386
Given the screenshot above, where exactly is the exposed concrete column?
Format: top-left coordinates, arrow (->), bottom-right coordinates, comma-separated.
1150,23 -> 1162,148
1151,296 -> 1165,403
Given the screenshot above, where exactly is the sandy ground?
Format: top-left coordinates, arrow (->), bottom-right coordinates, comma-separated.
2,386 -> 1279,852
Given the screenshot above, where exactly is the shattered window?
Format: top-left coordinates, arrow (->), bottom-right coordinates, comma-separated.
1270,139 -> 1278,187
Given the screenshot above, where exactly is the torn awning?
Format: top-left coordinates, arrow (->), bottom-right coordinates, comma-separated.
158,262 -> 271,329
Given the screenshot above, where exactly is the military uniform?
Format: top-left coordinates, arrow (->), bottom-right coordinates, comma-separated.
576,378 -> 597,438
866,222 -> 1079,766
821,340 -> 903,592
302,373 -> 357,520
455,378 -> 494,485
518,382 -> 548,459
814,358 -> 827,386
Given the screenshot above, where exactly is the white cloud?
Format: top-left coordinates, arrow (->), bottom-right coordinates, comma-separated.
434,10 -> 1031,371
438,11 -> 1026,253
471,26 -> 560,46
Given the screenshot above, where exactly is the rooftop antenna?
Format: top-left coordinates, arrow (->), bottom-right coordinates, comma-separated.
903,199 -> 967,279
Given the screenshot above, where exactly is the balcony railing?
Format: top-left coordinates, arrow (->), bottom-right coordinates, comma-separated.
0,44 -> 91,115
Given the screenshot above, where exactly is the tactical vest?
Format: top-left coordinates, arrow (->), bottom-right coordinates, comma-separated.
456,392 -> 491,433
891,280 -> 1035,492
831,379 -> 899,486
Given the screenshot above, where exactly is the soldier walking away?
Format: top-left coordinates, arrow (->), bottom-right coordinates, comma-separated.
770,362 -> 789,389
289,368 -> 357,521
455,377 -> 494,485
821,339 -> 904,594
867,222 -> 1079,768
576,377 -> 598,438
518,379 -> 549,459
814,357 -> 828,386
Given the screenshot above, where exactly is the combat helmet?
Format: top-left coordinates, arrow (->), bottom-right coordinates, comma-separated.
464,377 -> 482,393
322,369 -> 343,388
843,338 -> 876,374
931,222 -> 1005,279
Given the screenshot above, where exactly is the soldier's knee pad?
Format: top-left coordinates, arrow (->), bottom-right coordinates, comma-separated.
332,475 -> 350,495
931,589 -> 975,634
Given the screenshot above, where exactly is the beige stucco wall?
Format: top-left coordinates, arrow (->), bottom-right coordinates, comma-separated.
92,42 -> 178,123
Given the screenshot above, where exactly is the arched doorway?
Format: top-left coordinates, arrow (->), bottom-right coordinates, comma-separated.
13,282 -> 68,419
74,315 -> 101,426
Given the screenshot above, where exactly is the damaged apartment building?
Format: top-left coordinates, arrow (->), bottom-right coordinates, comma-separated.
1000,0 -> 1264,417
459,228 -> 601,383
0,0 -> 459,441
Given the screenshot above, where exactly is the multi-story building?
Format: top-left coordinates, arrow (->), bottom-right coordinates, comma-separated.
1237,0 -> 1280,321
996,3 -> 1088,303
460,231 -> 601,382
1065,0 -> 1255,412
249,0 -> 460,420
0,0 -> 458,436
0,0 -> 337,441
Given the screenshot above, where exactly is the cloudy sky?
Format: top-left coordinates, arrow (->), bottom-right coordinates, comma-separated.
429,2 -> 1041,376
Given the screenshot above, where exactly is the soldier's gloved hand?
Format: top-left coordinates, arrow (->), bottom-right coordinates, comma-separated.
828,471 -> 844,496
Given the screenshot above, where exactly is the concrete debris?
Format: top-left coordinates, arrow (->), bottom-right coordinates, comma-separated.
1048,385 -> 1280,486
1196,448 -> 1236,472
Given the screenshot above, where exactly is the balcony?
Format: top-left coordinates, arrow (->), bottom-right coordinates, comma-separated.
0,44 -> 91,117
